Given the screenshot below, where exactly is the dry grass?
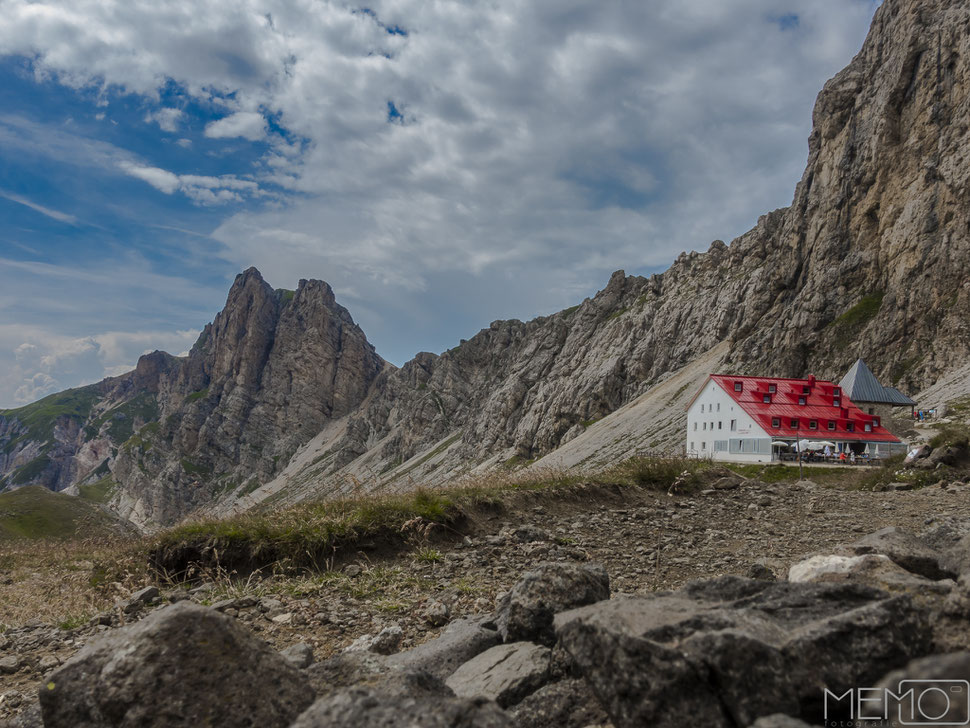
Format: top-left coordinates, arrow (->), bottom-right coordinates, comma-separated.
0,455 -> 823,628
0,535 -> 147,630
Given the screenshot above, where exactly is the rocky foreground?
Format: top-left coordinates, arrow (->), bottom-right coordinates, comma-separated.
4,475 -> 970,727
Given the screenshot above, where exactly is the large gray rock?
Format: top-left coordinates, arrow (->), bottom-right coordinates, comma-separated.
871,652 -> 970,725
290,688 -> 511,728
509,678 -> 609,728
496,562 -> 610,645
387,616 -> 501,680
446,642 -> 552,709
843,527 -> 952,580
555,576 -> 932,728
748,716 -> 816,728
39,602 -> 312,728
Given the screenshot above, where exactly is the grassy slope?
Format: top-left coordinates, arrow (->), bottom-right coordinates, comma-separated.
0,486 -> 121,540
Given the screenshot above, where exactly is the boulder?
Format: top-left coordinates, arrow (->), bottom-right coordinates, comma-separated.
345,624 -> 404,656
281,642 -> 314,669
386,616 -> 501,680
555,576 -> 931,728
509,678 -> 609,728
446,642 -> 552,708
905,445 -> 932,464
748,716 -> 817,728
871,652 -> 970,725
789,553 -> 953,597
304,651 -> 390,697
843,526 -> 951,580
39,602 -> 312,728
290,688 -> 511,728
496,562 -> 610,644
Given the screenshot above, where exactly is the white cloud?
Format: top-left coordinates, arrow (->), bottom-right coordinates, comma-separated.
0,189 -> 78,224
205,111 -> 267,141
119,161 -> 261,204
0,0 -> 882,370
119,162 -> 180,194
145,107 -> 183,132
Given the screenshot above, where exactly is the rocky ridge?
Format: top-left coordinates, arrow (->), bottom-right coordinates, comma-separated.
3,0 -> 970,526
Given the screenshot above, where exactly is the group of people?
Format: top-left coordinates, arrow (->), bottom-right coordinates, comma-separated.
913,408 -> 935,422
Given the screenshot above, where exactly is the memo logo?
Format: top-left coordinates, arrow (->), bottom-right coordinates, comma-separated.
824,680 -> 970,726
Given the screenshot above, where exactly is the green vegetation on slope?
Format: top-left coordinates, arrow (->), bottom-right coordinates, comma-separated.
78,477 -> 117,505
150,456 -> 724,575
0,486 -> 120,540
829,292 -> 884,333
83,392 -> 160,442
0,386 -> 101,454
11,455 -> 51,485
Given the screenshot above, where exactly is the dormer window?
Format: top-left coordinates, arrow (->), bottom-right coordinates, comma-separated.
798,396 -> 806,406
827,421 -> 837,431
809,420 -> 818,430
864,423 -> 872,432
873,417 -> 880,427
734,382 -> 743,392
768,384 -> 777,393
833,387 -> 841,396
833,398 -> 841,407
846,422 -> 855,432
802,385 -> 810,395
771,417 -> 781,428
790,418 -> 798,428
762,394 -> 771,404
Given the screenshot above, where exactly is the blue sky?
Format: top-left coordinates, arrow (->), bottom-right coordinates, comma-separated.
0,0 -> 879,407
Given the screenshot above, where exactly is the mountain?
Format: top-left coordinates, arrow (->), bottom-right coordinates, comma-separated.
2,0 -> 969,526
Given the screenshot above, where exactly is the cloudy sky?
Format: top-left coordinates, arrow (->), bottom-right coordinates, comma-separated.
0,0 -> 880,408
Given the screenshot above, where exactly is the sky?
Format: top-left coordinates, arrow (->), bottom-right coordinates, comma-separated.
0,0 -> 881,408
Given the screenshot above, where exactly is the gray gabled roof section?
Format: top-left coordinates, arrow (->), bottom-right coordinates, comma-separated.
839,359 -> 916,406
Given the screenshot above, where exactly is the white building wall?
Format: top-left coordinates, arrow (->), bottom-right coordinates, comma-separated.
685,378 -> 772,463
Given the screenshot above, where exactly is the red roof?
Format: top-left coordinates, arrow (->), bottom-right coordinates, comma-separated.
707,374 -> 900,443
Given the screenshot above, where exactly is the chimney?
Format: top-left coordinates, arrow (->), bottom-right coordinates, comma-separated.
808,375 -> 816,388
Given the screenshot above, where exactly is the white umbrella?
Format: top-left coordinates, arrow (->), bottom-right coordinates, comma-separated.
799,439 -> 822,451
815,441 -> 836,448
771,441 -> 791,448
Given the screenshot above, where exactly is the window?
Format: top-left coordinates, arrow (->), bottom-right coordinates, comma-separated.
702,441 -> 707,450
762,394 -> 771,404
690,441 -> 695,451
833,387 -> 841,396
802,385 -> 810,395
703,422 -> 707,430
827,421 -> 836,431
768,384 -> 777,393
809,420 -> 818,430
790,418 -> 799,428
693,422 -> 697,431
771,417 -> 781,428
846,422 -> 855,432
718,421 -> 722,430
701,404 -> 705,413
833,398 -> 841,407
873,417 -> 880,427
864,423 -> 872,432
716,403 -> 720,412
798,396 -> 807,406
730,419 -> 736,432
734,382 -> 743,392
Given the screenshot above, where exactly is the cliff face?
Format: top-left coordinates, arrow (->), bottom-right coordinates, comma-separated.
245,0 -> 970,508
0,270 -> 385,526
108,269 -> 386,526
5,0 -> 970,525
